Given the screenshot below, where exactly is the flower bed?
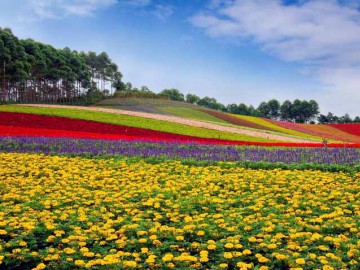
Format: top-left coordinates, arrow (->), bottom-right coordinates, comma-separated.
1,136 -> 359,164
329,124 -> 360,136
0,153 -> 359,269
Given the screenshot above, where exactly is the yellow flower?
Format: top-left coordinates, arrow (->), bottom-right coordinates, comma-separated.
237,262 -> 253,269
258,256 -> 269,263
295,258 -> 306,265
74,260 -> 86,267
176,236 -> 184,241
162,253 -> 174,262
123,261 -> 137,268
35,263 -> 46,270
138,238 -> 147,243
149,235 -> 157,240
224,252 -> 233,259
141,247 -> 149,254
207,244 -> 216,250
243,249 -> 252,255
64,248 -> 76,254
267,243 -> 277,249
19,241 -> 27,247
219,263 -> 228,268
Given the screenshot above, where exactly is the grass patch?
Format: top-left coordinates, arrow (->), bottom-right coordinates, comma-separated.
156,107 -> 229,124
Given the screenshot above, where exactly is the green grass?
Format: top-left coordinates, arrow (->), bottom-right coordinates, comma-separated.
0,105 -> 277,142
94,97 -> 198,108
156,107 -> 229,124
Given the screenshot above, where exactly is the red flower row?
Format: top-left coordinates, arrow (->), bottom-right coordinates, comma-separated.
329,124 -> 360,136
2,125 -> 360,148
1,112 -> 360,147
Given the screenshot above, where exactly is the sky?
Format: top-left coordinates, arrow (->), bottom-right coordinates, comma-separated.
1,0 -> 360,116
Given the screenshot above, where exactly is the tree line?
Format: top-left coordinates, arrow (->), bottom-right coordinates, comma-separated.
118,87 -> 360,124
0,27 -> 125,104
158,89 -> 321,123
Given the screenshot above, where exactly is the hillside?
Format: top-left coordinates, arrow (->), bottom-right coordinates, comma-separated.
95,97 -> 347,142
2,97 -> 360,144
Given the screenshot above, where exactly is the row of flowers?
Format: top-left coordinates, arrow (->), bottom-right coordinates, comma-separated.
329,124 -> 360,137
266,119 -> 360,143
1,136 -> 359,165
2,112 -> 360,148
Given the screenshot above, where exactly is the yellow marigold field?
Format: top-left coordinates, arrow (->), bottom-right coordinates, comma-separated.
0,153 -> 360,269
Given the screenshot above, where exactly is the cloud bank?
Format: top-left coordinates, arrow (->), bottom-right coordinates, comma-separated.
191,0 -> 360,115
25,0 -> 117,19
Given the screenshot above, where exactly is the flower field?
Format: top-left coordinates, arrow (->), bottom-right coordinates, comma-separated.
1,153 -> 360,270
2,106 -> 360,270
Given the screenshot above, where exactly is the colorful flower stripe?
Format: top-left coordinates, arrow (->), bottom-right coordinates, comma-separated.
267,119 -> 360,143
236,115 -> 321,140
329,124 -> 360,136
1,136 -> 360,164
200,109 -> 276,131
0,111 -> 187,139
1,125 -> 360,148
302,124 -> 360,143
1,112 -> 255,144
266,118 -> 319,133
0,125 -> 144,141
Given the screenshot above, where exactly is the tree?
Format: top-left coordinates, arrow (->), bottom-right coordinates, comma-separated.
159,88 -> 185,101
326,112 -> 338,123
267,99 -> 280,119
0,28 -> 122,103
237,103 -> 250,115
226,103 -> 250,115
185,93 -> 200,104
197,96 -> 226,111
354,116 -> 360,123
317,114 -> 329,124
226,103 -> 238,114
338,113 -> 352,123
257,101 -> 271,118
280,100 -> 293,121
141,86 -> 151,92
308,100 -> 320,122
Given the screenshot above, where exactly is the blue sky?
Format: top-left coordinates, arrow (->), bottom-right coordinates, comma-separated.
1,0 -> 360,116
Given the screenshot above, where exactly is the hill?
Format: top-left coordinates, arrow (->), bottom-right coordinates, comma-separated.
2,96 -> 360,144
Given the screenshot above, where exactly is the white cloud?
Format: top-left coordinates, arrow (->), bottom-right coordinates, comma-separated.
153,4 -> 174,20
121,0 -> 152,7
190,0 -> 360,115
120,0 -> 173,20
25,0 -> 117,19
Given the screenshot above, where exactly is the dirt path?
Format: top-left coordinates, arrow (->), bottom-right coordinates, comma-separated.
19,104 -> 316,143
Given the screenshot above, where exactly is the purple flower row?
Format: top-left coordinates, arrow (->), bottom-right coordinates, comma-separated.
0,136 -> 359,165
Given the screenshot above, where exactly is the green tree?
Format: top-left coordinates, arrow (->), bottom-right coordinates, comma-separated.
280,100 -> 293,121
185,93 -> 200,104
159,88 -> 185,102
267,99 -> 280,119
257,101 -> 271,118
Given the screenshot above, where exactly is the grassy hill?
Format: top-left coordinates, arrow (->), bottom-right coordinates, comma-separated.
2,96 -> 360,143
95,97 -> 325,142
